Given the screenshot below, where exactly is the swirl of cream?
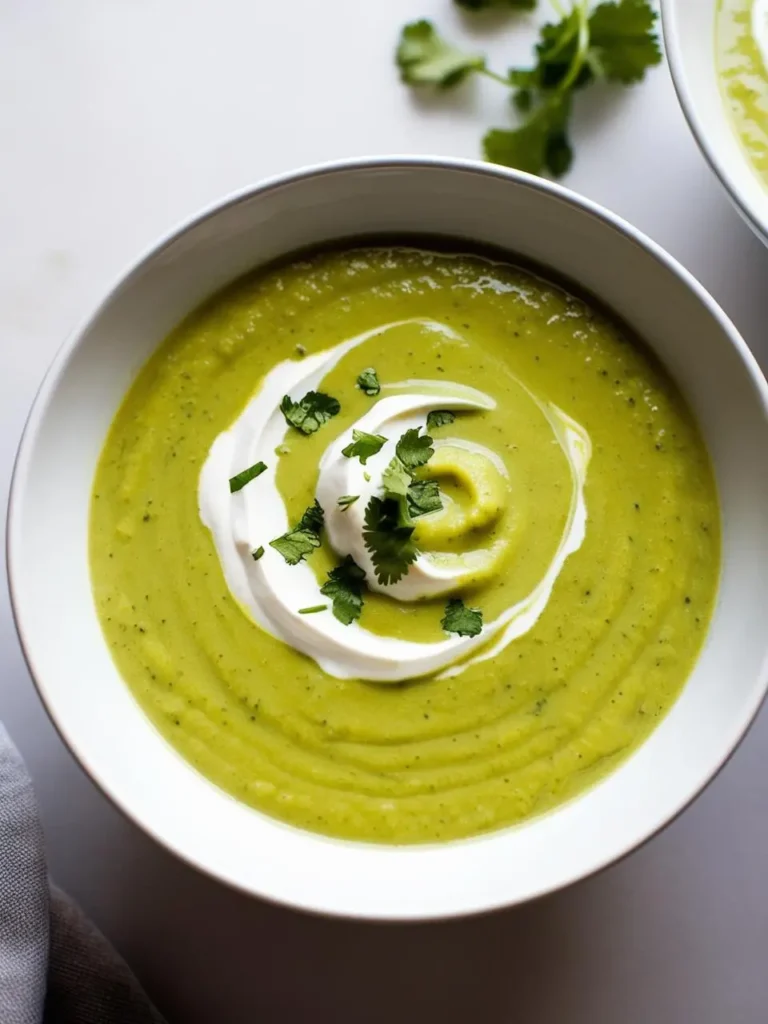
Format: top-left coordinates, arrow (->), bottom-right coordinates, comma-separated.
199,320 -> 591,683
316,385 -> 504,602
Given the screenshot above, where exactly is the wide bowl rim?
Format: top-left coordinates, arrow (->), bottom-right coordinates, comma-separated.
661,0 -> 768,247
8,154 -> 768,922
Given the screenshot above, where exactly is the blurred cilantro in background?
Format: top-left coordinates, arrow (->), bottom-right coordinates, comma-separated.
396,0 -> 661,178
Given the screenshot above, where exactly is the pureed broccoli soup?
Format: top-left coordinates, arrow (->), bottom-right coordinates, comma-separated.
90,245 -> 720,843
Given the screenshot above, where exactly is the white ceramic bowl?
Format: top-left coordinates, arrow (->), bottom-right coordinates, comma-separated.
663,0 -> 768,245
8,157 -> 768,921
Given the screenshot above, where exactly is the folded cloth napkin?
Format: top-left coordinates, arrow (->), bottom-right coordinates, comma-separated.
0,724 -> 166,1024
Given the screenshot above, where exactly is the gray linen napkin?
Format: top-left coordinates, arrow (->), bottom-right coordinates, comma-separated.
0,724 -> 166,1024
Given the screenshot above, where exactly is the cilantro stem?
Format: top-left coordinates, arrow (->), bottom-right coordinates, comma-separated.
560,0 -> 590,95
476,0 -> 589,112
480,67 -> 511,87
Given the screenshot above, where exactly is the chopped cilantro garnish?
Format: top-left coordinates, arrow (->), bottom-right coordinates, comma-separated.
251,546 -> 265,561
296,500 -> 324,535
280,391 -> 340,435
320,556 -> 366,625
270,531 -> 318,566
407,479 -> 443,519
427,410 -> 456,431
337,494 -> 360,510
363,497 -> 418,586
395,1 -> 660,178
381,428 -> 441,530
229,461 -> 267,493
441,598 -> 483,637
357,368 -> 381,396
269,499 -> 325,565
298,604 -> 328,615
342,430 -> 387,465
396,427 -> 434,470
381,456 -> 412,500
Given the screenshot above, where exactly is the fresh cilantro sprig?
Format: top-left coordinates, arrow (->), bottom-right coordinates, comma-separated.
363,426 -> 443,585
342,430 -> 387,465
442,598 -> 484,637
270,500 -> 325,565
395,0 -> 661,177
321,556 -> 367,625
281,391 -> 340,435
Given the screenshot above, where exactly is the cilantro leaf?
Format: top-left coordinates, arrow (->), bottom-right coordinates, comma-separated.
426,410 -> 456,431
337,494 -> 359,510
270,500 -> 325,565
363,497 -> 418,586
484,90 -> 573,177
342,430 -> 387,465
456,0 -> 535,8
381,456 -> 412,500
296,499 -> 325,535
383,429 -> 442,525
251,546 -> 265,561
396,427 -> 434,471
588,0 -> 662,84
357,368 -> 381,396
280,392 -> 340,435
229,461 -> 267,493
407,480 -> 443,519
396,20 -> 485,88
269,530 -> 320,566
532,9 -> 592,92
381,455 -> 415,527
441,598 -> 483,637
320,556 -> 366,625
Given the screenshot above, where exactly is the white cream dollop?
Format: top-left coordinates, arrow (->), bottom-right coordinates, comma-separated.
199,320 -> 591,683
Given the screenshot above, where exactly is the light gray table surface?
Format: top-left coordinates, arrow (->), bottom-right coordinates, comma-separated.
2,1 -> 768,1021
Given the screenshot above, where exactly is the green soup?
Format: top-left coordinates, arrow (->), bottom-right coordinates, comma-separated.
717,0 -> 768,183
90,246 -> 719,844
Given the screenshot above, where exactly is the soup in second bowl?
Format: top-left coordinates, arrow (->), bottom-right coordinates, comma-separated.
90,245 -> 720,844
717,0 -> 768,184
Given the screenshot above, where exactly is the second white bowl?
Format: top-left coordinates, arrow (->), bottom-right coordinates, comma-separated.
663,0 -> 768,245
